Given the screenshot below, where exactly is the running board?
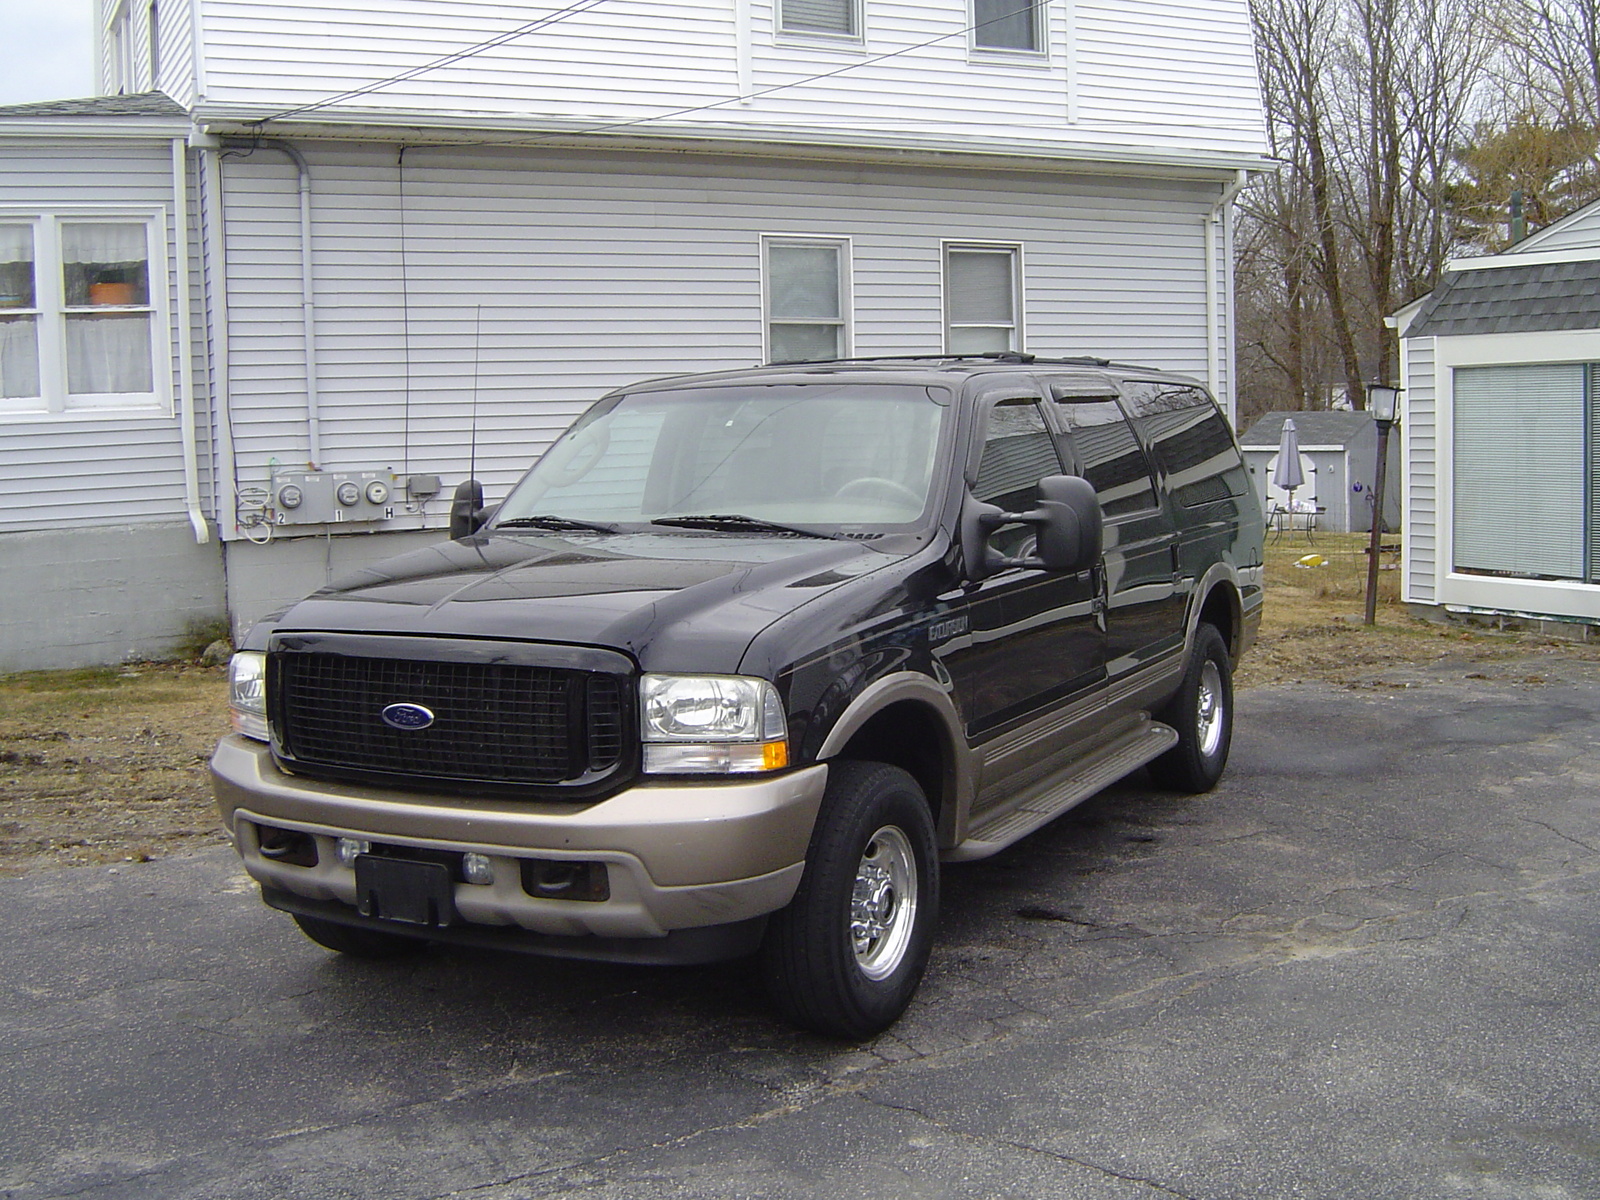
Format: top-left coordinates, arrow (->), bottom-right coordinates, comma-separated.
945,717 -> 1178,862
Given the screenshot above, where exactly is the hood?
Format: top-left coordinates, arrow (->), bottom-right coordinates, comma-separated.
267,531 -> 898,674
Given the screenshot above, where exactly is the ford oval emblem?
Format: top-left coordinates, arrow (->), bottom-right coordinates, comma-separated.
381,703 -> 435,730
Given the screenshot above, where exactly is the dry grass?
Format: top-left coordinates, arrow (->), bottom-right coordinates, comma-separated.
1237,532 -> 1600,689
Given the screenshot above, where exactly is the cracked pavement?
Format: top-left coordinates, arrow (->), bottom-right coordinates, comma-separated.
3,656 -> 1600,1199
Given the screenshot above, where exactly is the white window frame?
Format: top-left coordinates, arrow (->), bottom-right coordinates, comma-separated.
970,0 -> 1047,57
0,209 -> 171,422
761,235 -> 853,365
775,0 -> 864,44
942,241 -> 1024,356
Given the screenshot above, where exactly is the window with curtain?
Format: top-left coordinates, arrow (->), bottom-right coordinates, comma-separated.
0,215 -> 163,418
61,222 -> 155,399
0,225 -> 40,407
765,238 -> 849,364
973,0 -> 1041,51
779,0 -> 858,36
945,244 -> 1020,354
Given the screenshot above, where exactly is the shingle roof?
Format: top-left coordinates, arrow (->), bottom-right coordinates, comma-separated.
0,92 -> 185,118
1238,410 -> 1375,448
1407,258 -> 1600,337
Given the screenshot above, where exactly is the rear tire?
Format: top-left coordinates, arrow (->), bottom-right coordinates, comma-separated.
292,913 -> 429,960
1149,622 -> 1234,793
761,761 -> 939,1040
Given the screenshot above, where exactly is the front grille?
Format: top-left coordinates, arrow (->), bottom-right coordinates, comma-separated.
271,651 -> 629,789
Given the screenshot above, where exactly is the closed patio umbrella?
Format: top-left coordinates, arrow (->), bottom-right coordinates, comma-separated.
1272,418 -> 1304,536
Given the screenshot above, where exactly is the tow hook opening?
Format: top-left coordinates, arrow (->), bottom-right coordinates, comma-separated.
256,825 -> 318,868
521,859 -> 610,903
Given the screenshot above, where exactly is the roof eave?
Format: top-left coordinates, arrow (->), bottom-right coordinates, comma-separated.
192,103 -> 1279,179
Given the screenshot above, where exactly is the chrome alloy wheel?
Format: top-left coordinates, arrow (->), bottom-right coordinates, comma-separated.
850,825 -> 919,981
1197,659 -> 1225,758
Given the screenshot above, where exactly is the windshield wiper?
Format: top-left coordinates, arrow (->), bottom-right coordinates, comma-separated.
649,514 -> 843,540
495,514 -> 619,534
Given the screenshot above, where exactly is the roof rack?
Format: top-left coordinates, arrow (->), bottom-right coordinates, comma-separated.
779,352 -> 1115,368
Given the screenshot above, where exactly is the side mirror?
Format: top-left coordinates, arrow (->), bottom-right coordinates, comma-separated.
960,474 -> 1103,580
1032,475 -> 1103,573
449,479 -> 487,541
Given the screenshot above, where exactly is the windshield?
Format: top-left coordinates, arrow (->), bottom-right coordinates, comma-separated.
495,383 -> 951,533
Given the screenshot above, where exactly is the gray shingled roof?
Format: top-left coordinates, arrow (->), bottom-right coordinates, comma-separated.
1238,410 -> 1375,448
1407,258 -> 1600,337
0,92 -> 185,118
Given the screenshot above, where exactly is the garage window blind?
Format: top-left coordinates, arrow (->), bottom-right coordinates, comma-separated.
1453,364 -> 1586,580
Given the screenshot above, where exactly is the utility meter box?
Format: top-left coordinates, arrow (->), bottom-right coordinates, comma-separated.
271,470 -> 398,525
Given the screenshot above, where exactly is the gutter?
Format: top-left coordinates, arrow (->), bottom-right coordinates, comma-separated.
1205,168 -> 1250,424
194,105 -> 1277,180
172,136 -> 209,544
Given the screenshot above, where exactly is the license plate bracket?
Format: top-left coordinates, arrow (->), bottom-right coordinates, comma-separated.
354,856 -> 456,927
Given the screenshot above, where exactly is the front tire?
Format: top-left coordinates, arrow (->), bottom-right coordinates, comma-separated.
1149,622 -> 1234,793
292,913 -> 429,960
761,761 -> 939,1039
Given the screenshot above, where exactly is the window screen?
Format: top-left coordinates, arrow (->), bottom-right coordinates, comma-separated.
1454,364 -> 1586,580
974,0 -> 1040,50
780,0 -> 856,36
946,246 -> 1018,354
765,240 -> 846,364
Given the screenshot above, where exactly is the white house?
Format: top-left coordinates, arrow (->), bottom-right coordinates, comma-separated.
1392,198 -> 1600,633
0,0 -> 1272,671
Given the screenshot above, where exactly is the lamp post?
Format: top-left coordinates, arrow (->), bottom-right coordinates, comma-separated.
1363,381 -> 1402,626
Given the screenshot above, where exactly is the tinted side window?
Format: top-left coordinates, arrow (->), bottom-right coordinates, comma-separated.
1123,384 -> 1247,507
1054,400 -> 1158,517
974,400 -> 1060,510
975,400 -> 1061,556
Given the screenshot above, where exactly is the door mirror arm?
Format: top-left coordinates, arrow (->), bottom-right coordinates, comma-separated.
449,480 -> 489,541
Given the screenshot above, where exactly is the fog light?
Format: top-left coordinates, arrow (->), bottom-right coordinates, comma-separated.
462,852 -> 495,885
335,837 -> 371,866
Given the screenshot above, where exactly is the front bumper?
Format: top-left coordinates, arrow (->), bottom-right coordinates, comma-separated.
211,735 -> 828,954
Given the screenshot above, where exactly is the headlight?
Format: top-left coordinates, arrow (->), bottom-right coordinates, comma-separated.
640,674 -> 788,774
228,651 -> 269,742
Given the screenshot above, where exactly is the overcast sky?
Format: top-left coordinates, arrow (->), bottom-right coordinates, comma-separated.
0,0 -> 96,106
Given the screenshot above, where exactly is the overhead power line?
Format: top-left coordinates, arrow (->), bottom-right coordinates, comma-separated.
256,1 -> 1049,138
259,0 -> 618,123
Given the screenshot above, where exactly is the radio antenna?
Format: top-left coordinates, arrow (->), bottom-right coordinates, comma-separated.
469,304 -> 482,483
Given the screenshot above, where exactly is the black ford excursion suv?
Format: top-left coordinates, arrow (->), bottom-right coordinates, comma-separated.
213,355 -> 1263,1038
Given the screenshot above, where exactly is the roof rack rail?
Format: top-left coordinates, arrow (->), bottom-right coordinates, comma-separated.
774,352 -> 1115,368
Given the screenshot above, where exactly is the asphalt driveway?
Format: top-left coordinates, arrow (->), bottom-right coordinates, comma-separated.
3,655 -> 1598,1199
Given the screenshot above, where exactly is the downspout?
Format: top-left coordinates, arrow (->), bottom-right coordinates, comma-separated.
251,138 -> 322,469
198,143 -> 238,540
1205,169 -> 1249,426
172,136 -> 209,544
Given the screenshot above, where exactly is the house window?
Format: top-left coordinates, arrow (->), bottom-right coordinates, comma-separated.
764,237 -> 850,364
0,215 -> 164,418
945,243 -> 1021,354
779,0 -> 858,38
1453,363 -> 1592,581
973,0 -> 1042,51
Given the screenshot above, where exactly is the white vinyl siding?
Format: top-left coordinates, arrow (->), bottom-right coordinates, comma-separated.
192,0 -> 1268,160
763,236 -> 850,363
208,142 -> 1217,526
1400,337 -> 1436,603
944,243 -> 1020,353
0,143 -> 190,535
1453,364 -> 1586,580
